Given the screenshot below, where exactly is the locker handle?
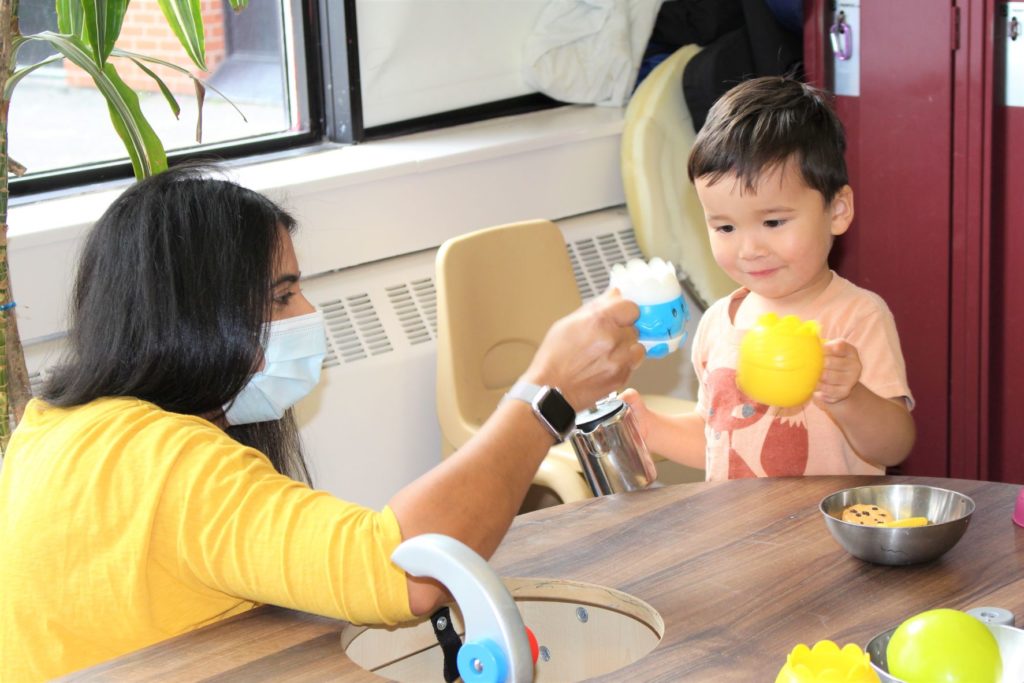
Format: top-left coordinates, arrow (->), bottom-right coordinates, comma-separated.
830,16 -> 853,61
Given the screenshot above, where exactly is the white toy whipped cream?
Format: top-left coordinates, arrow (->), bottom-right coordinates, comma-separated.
609,258 -> 682,304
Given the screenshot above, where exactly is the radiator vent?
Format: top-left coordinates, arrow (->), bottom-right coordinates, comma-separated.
310,221 -> 638,368
21,225 -> 641,375
386,277 -> 437,346
319,293 -> 394,367
567,227 -> 644,299
414,278 -> 439,336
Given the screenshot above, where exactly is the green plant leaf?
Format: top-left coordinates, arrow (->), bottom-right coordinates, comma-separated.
228,0 -> 249,10
102,63 -> 168,178
81,0 -> 130,67
55,0 -> 86,40
5,55 -> 63,100
22,32 -> 166,178
155,0 -> 207,71
112,48 -> 248,124
193,77 -> 205,142
124,56 -> 181,119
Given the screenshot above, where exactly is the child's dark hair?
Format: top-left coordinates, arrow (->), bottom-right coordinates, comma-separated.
687,76 -> 848,203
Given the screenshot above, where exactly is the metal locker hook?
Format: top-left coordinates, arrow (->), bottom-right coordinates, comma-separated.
830,12 -> 854,61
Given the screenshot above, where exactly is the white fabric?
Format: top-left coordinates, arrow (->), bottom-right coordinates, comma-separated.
523,0 -> 664,107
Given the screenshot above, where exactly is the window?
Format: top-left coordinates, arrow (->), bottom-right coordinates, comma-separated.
10,0 -> 315,191
9,0 -> 560,194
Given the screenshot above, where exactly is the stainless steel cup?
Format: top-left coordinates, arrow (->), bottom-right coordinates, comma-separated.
569,396 -> 657,496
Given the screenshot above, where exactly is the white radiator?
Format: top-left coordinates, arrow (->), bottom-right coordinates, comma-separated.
23,206 -> 701,509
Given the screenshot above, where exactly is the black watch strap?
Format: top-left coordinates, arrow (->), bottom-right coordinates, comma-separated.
504,380 -> 576,442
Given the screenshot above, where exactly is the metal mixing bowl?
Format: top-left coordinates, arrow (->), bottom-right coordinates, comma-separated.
866,622 -> 1024,682
819,484 -> 974,565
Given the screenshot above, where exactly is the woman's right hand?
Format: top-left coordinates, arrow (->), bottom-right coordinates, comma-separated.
520,289 -> 644,411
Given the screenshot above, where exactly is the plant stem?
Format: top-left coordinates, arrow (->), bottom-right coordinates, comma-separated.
0,0 -> 30,453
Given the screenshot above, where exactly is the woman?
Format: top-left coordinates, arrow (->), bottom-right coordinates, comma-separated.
0,165 -> 644,680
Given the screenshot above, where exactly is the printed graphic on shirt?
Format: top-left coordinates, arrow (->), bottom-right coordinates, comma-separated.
705,367 -> 810,478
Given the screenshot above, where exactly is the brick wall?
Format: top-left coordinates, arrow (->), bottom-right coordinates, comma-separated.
64,0 -> 227,95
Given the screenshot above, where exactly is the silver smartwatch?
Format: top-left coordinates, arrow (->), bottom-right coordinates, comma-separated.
503,380 -> 576,443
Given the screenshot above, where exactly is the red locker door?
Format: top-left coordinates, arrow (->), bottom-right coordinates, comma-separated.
825,1 -> 956,476
990,2 -> 1024,482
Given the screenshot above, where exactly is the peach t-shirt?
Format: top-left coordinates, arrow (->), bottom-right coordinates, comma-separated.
692,273 -> 914,481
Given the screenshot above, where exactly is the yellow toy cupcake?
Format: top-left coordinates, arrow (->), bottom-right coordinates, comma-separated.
738,313 -> 824,408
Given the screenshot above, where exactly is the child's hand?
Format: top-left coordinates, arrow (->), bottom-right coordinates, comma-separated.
620,388 -> 651,441
815,339 -> 862,404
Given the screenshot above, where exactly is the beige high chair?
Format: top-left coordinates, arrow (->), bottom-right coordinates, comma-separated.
621,44 -> 736,309
435,219 -> 694,506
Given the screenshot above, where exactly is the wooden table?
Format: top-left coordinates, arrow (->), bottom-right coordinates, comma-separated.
66,476 -> 1024,681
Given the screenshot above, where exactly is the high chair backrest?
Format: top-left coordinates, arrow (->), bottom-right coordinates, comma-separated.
621,43 -> 735,309
435,219 -> 581,456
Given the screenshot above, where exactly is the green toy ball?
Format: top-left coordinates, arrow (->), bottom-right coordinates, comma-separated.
887,608 -> 1002,683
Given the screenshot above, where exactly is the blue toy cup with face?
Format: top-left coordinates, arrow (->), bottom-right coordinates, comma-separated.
635,296 -> 689,358
610,258 -> 690,358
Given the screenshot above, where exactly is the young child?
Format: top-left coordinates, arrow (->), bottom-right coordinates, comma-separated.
623,76 -> 915,480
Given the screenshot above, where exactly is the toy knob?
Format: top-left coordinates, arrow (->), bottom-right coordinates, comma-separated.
458,639 -> 508,683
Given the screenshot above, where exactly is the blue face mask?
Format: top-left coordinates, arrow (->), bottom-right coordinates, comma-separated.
224,310 -> 327,426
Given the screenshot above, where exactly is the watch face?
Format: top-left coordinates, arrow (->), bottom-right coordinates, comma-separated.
538,389 -> 576,437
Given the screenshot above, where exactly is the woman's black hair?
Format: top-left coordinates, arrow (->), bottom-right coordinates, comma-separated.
42,163 -> 310,482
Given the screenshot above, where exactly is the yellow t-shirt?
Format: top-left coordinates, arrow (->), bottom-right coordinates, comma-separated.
0,397 -> 414,681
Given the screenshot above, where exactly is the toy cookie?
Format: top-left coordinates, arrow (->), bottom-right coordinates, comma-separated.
842,504 -> 892,525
